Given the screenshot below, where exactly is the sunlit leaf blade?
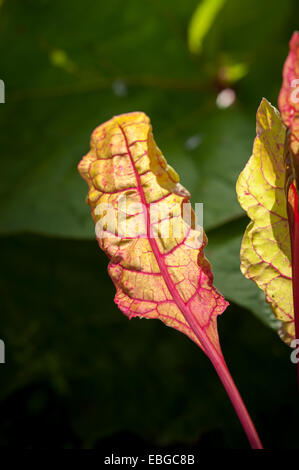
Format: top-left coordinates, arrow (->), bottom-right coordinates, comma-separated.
236,98 -> 294,344
278,31 -> 299,157
78,112 -> 263,449
78,112 -> 228,352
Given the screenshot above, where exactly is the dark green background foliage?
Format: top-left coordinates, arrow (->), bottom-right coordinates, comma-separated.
0,0 -> 298,449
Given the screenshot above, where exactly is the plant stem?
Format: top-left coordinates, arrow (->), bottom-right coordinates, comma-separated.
183,311 -> 263,449
288,183 -> 299,385
206,343 -> 263,449
292,222 -> 299,386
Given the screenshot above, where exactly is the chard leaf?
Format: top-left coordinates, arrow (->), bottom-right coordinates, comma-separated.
237,33 -> 299,346
236,98 -> 294,344
78,112 -> 262,449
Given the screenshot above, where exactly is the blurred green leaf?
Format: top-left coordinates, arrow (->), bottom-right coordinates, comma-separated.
217,61 -> 249,86
188,0 -> 227,54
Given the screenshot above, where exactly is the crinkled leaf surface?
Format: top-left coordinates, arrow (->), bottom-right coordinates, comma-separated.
78,112 -> 228,351
78,113 -> 265,449
206,217 -> 281,331
236,98 -> 294,343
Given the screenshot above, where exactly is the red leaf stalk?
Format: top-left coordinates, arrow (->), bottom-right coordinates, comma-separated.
288,182 -> 299,383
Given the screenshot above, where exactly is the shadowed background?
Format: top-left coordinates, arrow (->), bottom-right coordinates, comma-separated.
0,0 -> 298,449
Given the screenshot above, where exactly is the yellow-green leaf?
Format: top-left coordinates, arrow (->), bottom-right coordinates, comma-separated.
236,98 -> 294,344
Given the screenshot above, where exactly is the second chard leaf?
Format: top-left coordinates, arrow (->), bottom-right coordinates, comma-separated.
237,32 -> 299,348
236,98 -> 294,343
78,112 -> 262,448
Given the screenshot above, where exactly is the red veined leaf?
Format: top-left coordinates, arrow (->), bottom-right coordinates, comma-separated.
236,99 -> 294,343
237,32 -> 299,383
78,112 -> 262,449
